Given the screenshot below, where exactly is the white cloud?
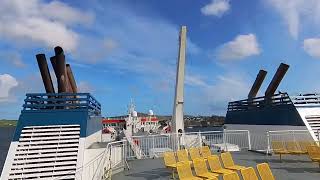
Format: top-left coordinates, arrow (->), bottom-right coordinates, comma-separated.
303,38 -> 320,58
201,0 -> 230,17
203,73 -> 250,114
0,0 -> 93,52
0,74 -> 19,102
216,34 -> 261,61
267,0 -> 320,39
0,51 -> 26,68
78,81 -> 94,93
185,74 -> 208,87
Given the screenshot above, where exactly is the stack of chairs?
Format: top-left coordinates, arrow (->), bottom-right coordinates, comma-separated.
163,146 -> 276,180
271,140 -> 317,161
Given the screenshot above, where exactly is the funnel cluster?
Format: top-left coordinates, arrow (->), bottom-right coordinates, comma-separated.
36,46 -> 77,94
248,63 -> 290,99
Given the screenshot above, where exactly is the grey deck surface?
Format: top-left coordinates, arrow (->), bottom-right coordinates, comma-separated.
112,151 -> 320,180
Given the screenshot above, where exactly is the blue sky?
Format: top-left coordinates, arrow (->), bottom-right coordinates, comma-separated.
1,0 -> 320,119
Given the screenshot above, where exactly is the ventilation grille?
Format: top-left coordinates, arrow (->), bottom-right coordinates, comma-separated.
8,125 -> 80,180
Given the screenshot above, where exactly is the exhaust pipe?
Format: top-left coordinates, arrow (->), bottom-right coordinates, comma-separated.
51,46 -> 67,93
36,54 -> 55,93
248,70 -> 267,99
66,64 -> 77,93
265,63 -> 289,97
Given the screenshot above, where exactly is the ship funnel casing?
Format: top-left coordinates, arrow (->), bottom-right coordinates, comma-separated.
265,63 -> 289,97
248,69 -> 267,99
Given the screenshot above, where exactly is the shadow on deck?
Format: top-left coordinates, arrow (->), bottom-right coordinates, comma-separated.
112,151 -> 320,180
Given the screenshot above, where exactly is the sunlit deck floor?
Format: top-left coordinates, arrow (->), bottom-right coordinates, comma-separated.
112,151 -> 320,180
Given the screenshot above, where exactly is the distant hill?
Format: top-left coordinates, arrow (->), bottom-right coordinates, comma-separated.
0,120 -> 17,127
106,113 -> 226,127
157,115 -> 225,126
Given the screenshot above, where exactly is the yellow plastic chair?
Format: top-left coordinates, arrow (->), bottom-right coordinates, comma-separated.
189,147 -> 202,160
176,162 -> 203,180
221,152 -> 246,171
201,146 -> 212,159
257,163 -> 275,180
286,141 -> 304,154
163,151 -> 177,179
223,172 -> 240,180
314,141 -> 320,147
298,141 -> 313,154
193,158 -> 219,179
271,141 -> 289,160
177,149 -> 192,165
207,155 -> 234,174
240,167 -> 259,180
306,145 -> 320,167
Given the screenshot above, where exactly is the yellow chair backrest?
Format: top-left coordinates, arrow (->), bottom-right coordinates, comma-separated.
208,155 -> 223,171
307,145 -> 320,159
201,146 -> 211,158
177,149 -> 190,162
221,152 -> 235,167
163,151 -> 176,166
223,172 -> 240,180
241,167 -> 259,180
189,147 -> 201,160
271,141 -> 285,151
286,141 -> 300,151
298,141 -> 312,152
313,141 -> 320,147
256,163 -> 275,180
176,162 -> 193,179
193,158 -> 208,175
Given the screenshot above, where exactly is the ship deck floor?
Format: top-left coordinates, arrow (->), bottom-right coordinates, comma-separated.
112,151 -> 320,180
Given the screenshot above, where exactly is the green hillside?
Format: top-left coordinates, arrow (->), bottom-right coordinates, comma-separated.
0,120 -> 17,127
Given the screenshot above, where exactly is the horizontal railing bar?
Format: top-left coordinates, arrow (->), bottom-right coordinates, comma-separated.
26,93 -> 90,96
25,98 -> 89,102
23,103 -> 89,108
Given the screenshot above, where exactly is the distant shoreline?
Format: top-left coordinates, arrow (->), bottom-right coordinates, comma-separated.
0,120 -> 17,127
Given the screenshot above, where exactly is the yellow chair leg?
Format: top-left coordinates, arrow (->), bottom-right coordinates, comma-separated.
172,169 -> 175,179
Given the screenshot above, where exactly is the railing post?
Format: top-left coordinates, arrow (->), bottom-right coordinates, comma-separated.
292,130 -> 296,142
198,131 -> 202,147
152,136 -> 155,158
223,129 -> 227,152
267,131 -> 270,155
247,131 -> 252,150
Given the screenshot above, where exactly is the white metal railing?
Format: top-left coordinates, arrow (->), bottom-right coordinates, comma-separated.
54,140 -> 127,180
291,93 -> 320,106
126,130 -> 251,159
266,130 -> 315,154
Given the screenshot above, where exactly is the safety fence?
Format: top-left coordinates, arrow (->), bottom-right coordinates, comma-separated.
51,129 -> 317,179
266,130 -> 315,154
54,140 -> 127,180
126,130 -> 251,159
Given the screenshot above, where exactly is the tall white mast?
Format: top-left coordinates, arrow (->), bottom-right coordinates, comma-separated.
172,26 -> 187,134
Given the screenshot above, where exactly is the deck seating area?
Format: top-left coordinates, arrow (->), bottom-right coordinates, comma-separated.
271,141 -> 320,164
112,150 -> 320,180
163,146 -> 275,180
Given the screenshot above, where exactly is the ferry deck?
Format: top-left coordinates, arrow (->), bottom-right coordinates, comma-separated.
112,151 -> 320,180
